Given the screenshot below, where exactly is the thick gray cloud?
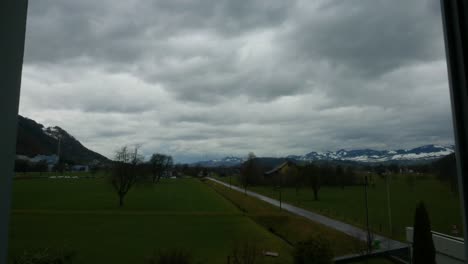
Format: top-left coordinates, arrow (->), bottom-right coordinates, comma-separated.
19,0 -> 454,162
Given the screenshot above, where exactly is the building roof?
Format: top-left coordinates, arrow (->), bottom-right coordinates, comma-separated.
264,160 -> 297,175
30,154 -> 59,164
16,155 -> 30,161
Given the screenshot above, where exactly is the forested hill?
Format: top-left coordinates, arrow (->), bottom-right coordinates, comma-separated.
16,115 -> 109,164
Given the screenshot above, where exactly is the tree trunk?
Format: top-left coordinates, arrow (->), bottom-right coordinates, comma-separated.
313,188 -> 319,201
119,195 -> 124,207
156,173 -> 162,183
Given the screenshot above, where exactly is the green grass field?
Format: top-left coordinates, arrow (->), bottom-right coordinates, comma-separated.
205,180 -> 393,264
9,178 -> 293,263
214,174 -> 463,241
205,180 -> 364,256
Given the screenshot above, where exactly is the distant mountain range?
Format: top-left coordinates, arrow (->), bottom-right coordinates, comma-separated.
191,156 -> 246,167
294,144 -> 454,163
15,115 -> 454,167
16,115 -> 109,164
192,144 -> 455,167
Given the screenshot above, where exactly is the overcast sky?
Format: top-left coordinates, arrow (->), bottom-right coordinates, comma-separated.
19,0 -> 454,163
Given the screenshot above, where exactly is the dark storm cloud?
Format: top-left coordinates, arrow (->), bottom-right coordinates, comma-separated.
24,0 -> 292,64
284,0 -> 445,77
19,0 -> 454,162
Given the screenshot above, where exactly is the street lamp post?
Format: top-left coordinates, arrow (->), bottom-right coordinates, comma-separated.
279,173 -> 282,210
364,175 -> 372,253
280,179 -> 282,210
386,174 -> 393,236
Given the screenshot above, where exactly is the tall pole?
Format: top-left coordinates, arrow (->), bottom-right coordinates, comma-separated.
0,1 -> 28,263
279,173 -> 282,210
244,170 -> 247,195
364,175 -> 372,253
386,174 -> 393,236
57,135 -> 61,160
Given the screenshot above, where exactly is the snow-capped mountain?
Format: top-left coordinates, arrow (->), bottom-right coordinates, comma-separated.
193,156 -> 246,167
191,145 -> 454,167
296,144 -> 454,163
16,115 -> 109,163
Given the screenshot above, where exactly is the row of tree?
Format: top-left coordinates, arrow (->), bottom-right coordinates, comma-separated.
363,154 -> 459,192
237,153 -> 361,201
110,146 -> 174,207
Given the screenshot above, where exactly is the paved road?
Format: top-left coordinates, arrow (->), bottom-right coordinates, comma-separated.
207,177 -> 407,251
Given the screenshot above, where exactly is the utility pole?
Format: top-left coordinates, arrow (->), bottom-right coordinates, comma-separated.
279,173 -> 282,210
364,175 -> 372,253
244,168 -> 247,195
57,135 -> 62,160
386,174 -> 393,237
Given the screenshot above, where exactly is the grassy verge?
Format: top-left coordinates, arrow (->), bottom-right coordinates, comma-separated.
213,174 -> 463,242
204,179 -> 366,257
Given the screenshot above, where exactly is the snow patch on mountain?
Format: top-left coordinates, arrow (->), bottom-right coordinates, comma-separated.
193,156 -> 246,167
192,144 -> 454,166
300,144 -> 454,163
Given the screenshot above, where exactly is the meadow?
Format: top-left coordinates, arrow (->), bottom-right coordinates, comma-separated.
204,179 -> 364,255
205,179 -> 393,264
214,174 -> 463,241
9,177 -> 293,263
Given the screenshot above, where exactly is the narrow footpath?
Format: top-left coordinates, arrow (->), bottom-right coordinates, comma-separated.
207,177 -> 407,251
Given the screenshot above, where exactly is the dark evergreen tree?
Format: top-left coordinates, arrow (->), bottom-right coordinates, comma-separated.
412,202 -> 436,264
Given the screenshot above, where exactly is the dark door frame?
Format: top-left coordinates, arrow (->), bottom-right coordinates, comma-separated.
441,0 -> 468,260
0,1 -> 29,264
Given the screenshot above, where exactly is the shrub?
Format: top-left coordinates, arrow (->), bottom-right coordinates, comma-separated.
147,249 -> 192,264
13,248 -> 75,264
230,241 -> 259,264
293,236 -> 333,264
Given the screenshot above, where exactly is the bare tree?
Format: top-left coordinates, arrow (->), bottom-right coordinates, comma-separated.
304,164 -> 320,201
149,153 -> 173,183
164,155 -> 174,177
285,165 -> 302,196
240,152 -> 257,195
111,145 -> 143,207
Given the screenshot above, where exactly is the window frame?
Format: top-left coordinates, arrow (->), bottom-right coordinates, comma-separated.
1,0 -> 468,263
441,0 -> 468,259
